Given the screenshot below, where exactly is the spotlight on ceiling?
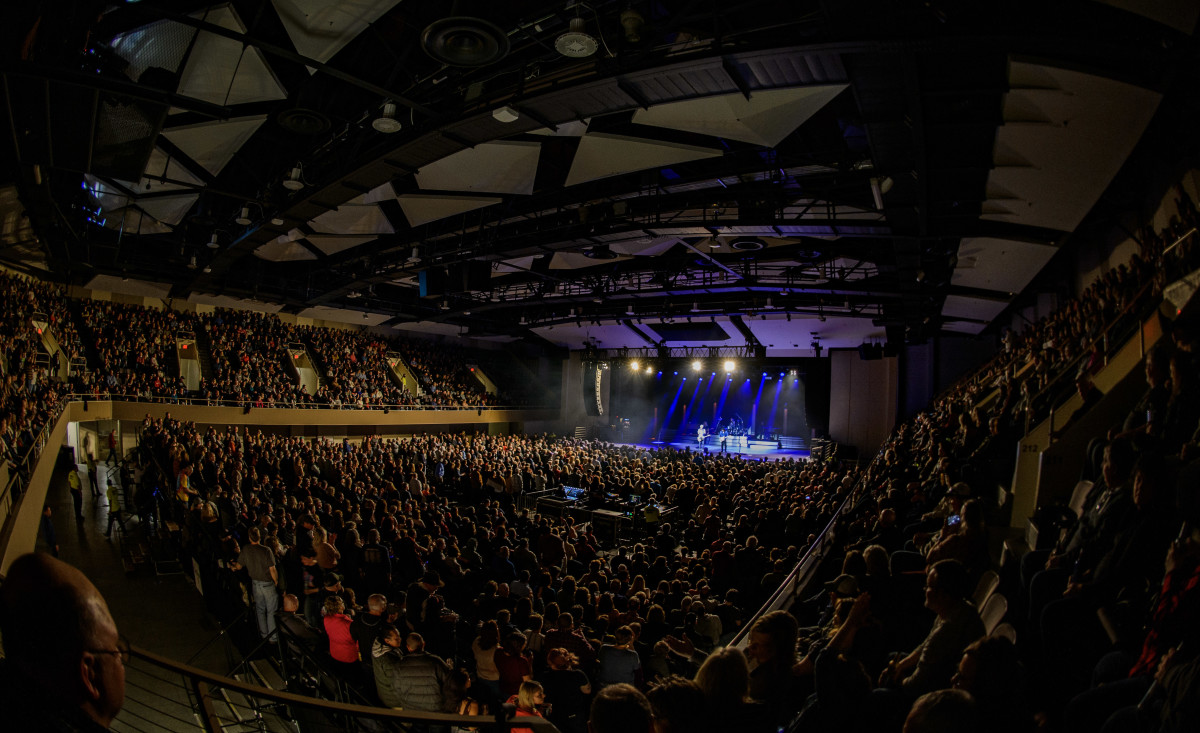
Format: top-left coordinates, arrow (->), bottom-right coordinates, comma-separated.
282,166 -> 305,191
692,360 -> 702,372
556,17 -> 598,58
422,15 -> 511,67
270,216 -> 285,226
620,8 -> 645,42
492,105 -> 519,123
645,365 -> 653,374
407,246 -> 422,264
187,254 -> 198,270
207,233 -> 220,249
723,360 -> 735,372
519,315 -> 528,325
235,206 -> 252,226
372,102 -> 403,133
439,300 -> 450,311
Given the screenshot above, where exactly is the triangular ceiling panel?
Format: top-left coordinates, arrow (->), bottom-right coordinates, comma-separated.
528,119 -> 591,137
271,0 -> 401,68
137,193 -> 200,226
565,133 -> 722,187
416,141 -> 542,195
493,256 -> 537,275
176,5 -> 287,105
161,115 -> 268,176
348,182 -> 396,205
298,305 -> 391,326
84,274 -> 173,299
632,85 -> 847,147
254,239 -> 318,261
102,208 -> 174,235
981,61 -> 1161,233
117,147 -> 204,195
305,234 -> 376,256
550,251 -> 635,269
951,237 -> 1058,294
398,194 -> 502,227
309,203 -> 394,234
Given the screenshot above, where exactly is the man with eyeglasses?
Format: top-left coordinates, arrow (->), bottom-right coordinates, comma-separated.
0,552 -> 127,730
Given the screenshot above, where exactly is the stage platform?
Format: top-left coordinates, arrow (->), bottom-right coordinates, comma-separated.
618,439 -> 810,461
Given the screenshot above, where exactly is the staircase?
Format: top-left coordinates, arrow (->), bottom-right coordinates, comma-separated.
65,298 -> 102,371
193,326 -> 216,383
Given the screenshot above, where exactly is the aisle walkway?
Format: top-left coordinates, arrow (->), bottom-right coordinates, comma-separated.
36,461 -> 236,673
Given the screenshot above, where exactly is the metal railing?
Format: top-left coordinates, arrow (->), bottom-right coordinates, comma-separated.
0,398 -> 68,536
64,393 -> 542,412
121,645 -> 561,733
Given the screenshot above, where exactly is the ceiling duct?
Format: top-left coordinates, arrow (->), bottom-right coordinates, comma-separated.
421,3 -> 511,67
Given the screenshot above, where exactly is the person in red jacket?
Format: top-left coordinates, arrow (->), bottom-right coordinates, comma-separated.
323,595 -> 359,683
507,680 -> 547,733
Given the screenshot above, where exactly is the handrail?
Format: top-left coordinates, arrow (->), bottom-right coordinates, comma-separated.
64,392 -> 548,411
1024,279 -> 1156,435
130,645 -> 561,732
729,475 -> 864,648
0,397 -> 68,522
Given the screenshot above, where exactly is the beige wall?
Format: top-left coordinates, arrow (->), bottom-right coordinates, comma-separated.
828,350 -> 899,458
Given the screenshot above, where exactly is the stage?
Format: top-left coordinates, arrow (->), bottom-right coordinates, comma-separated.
617,439 -> 810,461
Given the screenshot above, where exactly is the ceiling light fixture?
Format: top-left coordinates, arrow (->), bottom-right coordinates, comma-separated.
235,206 -> 252,226
556,17 -> 598,58
492,105 -> 519,123
187,254 -> 198,270
373,102 -> 403,133
282,166 -> 305,191
207,233 -> 220,249
620,8 -> 645,42
270,216 -> 285,226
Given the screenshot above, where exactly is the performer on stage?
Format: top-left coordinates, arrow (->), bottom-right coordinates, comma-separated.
719,428 -> 728,452
697,423 -> 707,445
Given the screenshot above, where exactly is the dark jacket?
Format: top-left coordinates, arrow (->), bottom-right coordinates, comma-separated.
373,640 -> 450,712
350,612 -> 387,669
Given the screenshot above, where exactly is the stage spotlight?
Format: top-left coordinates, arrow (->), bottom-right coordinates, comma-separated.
780,372 -> 785,377
723,360 -> 735,372
692,360 -> 702,372
645,366 -> 653,374
630,360 -> 640,370
673,371 -> 678,376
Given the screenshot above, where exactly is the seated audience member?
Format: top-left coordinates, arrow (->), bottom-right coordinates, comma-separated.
508,680 -> 547,733
496,631 -> 534,699
743,609 -> 803,724
0,553 -> 127,731
951,636 -> 1032,733
646,675 -> 707,733
350,593 -> 389,681
902,689 -> 979,733
693,646 -> 772,733
372,624 -> 407,709
596,626 -> 642,688
588,683 -> 654,733
881,560 -> 984,698
277,593 -> 322,656
540,648 -> 592,733
392,633 -> 451,712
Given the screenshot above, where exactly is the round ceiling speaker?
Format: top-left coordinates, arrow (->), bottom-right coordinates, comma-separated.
422,17 -> 511,67
555,17 -> 598,58
730,237 -> 766,251
277,107 -> 331,135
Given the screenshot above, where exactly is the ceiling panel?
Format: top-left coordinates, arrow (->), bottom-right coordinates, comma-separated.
398,194 -> 503,227
176,4 -> 287,105
309,203 -> 395,234
416,141 -> 542,195
187,293 -> 284,312
632,85 -> 848,147
84,274 -> 173,298
941,294 -> 1010,323
981,61 -> 1161,232
564,133 -> 723,187
160,115 -> 269,176
297,305 -> 391,326
951,237 -> 1058,293
743,314 -> 884,352
306,234 -> 376,256
272,0 -> 401,67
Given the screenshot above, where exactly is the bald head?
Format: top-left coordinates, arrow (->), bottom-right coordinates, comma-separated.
0,553 -> 125,726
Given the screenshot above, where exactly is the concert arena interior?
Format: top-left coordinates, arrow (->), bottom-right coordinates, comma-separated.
0,2 -> 1198,732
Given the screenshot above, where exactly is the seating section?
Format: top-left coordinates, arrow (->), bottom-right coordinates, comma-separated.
75,299 -> 193,399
